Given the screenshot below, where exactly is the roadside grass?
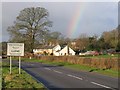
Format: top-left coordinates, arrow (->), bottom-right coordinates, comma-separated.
10,57 -> 119,77
93,69 -> 119,77
2,62 -> 45,89
65,64 -> 119,77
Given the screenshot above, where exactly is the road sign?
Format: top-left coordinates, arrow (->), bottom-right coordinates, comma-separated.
7,43 -> 24,74
7,43 -> 24,56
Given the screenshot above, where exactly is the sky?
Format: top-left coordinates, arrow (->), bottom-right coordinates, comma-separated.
1,0 -> 119,41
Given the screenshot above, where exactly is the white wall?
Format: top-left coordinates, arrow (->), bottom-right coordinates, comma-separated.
53,45 -> 61,56
59,46 -> 75,56
69,47 -> 75,55
33,49 -> 53,54
53,45 -> 61,51
59,46 -> 68,55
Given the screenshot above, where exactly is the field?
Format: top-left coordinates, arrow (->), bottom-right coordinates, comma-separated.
2,62 -> 45,89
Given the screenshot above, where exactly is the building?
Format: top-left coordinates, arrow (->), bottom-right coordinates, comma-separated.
33,46 -> 55,55
33,45 -> 75,56
52,45 -> 61,56
58,45 -> 75,56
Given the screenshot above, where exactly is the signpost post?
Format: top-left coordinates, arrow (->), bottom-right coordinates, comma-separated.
19,56 -> 21,74
10,56 -> 12,74
7,43 -> 24,74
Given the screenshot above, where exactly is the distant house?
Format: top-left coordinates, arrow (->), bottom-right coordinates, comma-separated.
33,46 -> 55,55
58,45 -> 75,56
33,45 -> 75,56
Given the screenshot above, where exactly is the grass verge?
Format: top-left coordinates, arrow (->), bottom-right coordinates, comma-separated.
2,62 -> 45,89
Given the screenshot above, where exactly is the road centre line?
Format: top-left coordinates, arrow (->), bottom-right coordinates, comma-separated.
53,70 -> 63,74
44,68 -> 51,70
91,82 -> 113,89
44,68 -> 114,89
67,74 -> 83,80
30,64 -> 34,66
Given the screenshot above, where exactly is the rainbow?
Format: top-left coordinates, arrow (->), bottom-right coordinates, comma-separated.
66,3 -> 87,38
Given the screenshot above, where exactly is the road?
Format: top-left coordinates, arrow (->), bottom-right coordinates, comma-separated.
3,60 -> 118,90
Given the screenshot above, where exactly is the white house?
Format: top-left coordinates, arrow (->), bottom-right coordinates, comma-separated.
59,45 -> 75,56
53,45 -> 75,56
33,46 -> 55,55
33,45 -> 75,56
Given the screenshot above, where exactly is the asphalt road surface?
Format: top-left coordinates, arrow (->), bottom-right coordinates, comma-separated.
3,60 -> 119,90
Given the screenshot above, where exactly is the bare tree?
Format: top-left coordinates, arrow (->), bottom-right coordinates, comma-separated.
75,34 -> 89,50
102,29 -> 118,49
7,7 -> 52,52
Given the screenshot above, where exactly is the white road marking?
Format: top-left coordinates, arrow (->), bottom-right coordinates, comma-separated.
44,68 -> 51,70
29,64 -> 34,66
67,74 -> 83,80
91,82 -> 112,89
53,70 -> 63,74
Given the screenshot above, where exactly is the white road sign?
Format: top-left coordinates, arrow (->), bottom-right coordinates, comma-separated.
7,43 -> 24,56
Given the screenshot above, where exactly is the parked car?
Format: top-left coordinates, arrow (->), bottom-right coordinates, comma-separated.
107,49 -> 116,54
79,51 -> 99,56
79,53 -> 86,56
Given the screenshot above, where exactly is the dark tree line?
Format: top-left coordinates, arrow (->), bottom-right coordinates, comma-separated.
70,28 -> 119,52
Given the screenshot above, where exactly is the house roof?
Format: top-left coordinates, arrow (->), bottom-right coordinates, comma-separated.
61,45 -> 67,49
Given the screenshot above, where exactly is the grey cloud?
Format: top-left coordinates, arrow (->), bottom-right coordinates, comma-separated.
2,2 -> 118,41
